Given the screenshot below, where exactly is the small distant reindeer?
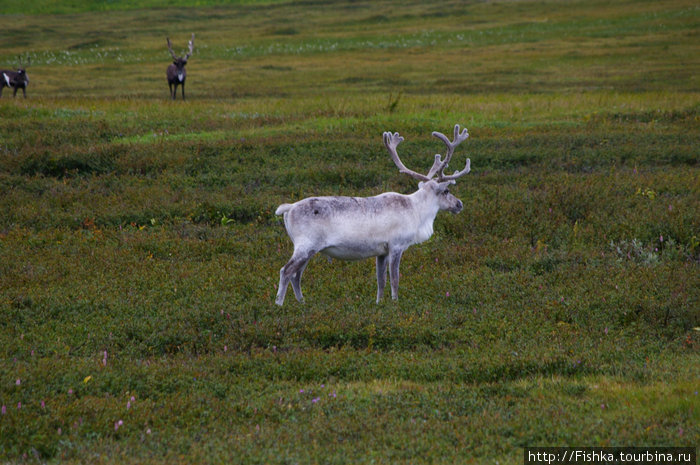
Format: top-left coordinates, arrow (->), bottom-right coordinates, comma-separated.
0,56 -> 30,98
275,124 -> 472,305
166,33 -> 194,100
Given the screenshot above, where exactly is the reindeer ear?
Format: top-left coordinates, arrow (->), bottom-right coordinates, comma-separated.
438,180 -> 455,189
419,180 -> 439,191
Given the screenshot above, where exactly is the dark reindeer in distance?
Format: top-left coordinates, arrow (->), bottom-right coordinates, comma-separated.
1,56 -> 30,98
166,33 -> 194,100
275,124 -> 472,305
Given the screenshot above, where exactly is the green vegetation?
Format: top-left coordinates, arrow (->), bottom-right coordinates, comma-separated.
1,0 -> 698,463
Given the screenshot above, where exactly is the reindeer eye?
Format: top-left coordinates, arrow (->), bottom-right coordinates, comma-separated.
442,189 -> 449,195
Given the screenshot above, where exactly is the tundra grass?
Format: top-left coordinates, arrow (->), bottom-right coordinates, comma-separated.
1,0 -> 699,463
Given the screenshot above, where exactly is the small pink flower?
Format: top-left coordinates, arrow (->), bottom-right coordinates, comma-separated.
146,428 -> 151,435
115,420 -> 123,431
659,235 -> 664,242
15,379 -> 20,386
68,389 -> 73,395
127,401 -> 131,410
312,397 -> 320,403
57,428 -> 62,435
130,396 -> 135,402
224,345 -> 228,352
445,291 -> 450,297
1,405 -> 6,415
17,402 -> 21,410
604,327 -> 609,335
41,400 -> 45,409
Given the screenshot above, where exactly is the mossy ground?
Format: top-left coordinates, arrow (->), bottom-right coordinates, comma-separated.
0,0 -> 698,463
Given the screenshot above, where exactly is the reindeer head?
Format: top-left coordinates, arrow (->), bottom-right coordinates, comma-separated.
16,55 -> 29,82
383,124 -> 471,214
166,33 -> 194,72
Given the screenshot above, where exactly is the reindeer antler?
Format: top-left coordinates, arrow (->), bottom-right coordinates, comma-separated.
166,38 -> 178,60
431,124 -> 471,182
384,124 -> 471,183
384,132 -> 431,182
17,55 -> 30,69
185,33 -> 195,60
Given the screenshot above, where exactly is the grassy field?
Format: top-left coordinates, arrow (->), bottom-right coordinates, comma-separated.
1,0 -> 699,463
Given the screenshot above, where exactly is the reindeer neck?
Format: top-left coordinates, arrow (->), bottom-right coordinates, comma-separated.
410,188 -> 440,217
408,188 -> 440,243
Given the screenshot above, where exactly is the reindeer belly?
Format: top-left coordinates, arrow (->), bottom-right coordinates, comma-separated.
321,242 -> 389,261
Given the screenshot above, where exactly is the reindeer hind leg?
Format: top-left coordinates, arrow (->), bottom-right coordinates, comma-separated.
290,260 -> 310,303
276,248 -> 316,306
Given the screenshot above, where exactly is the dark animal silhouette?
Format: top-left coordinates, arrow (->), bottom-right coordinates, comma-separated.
166,34 -> 194,100
1,56 -> 29,98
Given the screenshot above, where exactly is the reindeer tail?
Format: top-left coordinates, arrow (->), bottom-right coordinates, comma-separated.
275,204 -> 293,216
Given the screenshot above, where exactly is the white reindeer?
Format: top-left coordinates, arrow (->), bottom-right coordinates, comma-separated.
275,124 -> 472,305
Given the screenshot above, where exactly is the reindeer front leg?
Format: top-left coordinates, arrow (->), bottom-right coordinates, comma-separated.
376,254 -> 388,303
388,249 -> 405,300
